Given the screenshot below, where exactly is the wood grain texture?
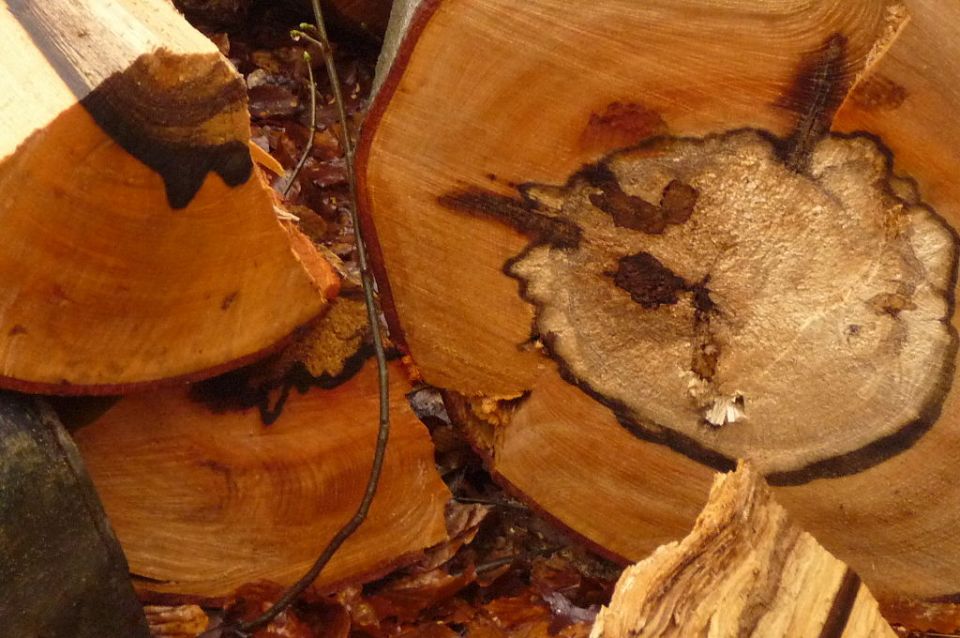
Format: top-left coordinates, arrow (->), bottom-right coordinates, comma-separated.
0,0 -> 337,393
0,393 -> 150,637
446,365 -> 713,563
361,0 -> 960,607
591,464 -> 896,638
73,360 -> 451,598
360,0 -> 900,394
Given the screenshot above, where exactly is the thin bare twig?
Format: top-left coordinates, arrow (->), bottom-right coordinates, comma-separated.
280,50 -> 316,198
206,2 -> 391,636
455,496 -> 528,510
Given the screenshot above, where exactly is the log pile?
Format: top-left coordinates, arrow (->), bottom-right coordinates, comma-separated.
2,0 -> 960,635
0,0 -> 449,631
360,0 -> 960,612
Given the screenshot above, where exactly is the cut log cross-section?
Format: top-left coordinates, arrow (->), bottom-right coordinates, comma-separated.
360,0 -> 960,607
0,0 -> 338,393
71,359 -> 452,599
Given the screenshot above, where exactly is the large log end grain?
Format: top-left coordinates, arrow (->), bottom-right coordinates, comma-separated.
360,0 -> 960,607
0,393 -> 150,637
591,463 -> 896,638
0,0 -> 337,393
72,358 -> 451,598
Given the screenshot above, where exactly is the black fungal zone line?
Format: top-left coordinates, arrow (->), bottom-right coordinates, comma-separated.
439,127 -> 960,486
188,344 -> 391,426
435,30 -> 960,489
8,1 -> 253,209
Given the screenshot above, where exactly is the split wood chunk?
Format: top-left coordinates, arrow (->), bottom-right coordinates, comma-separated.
590,463 -> 895,638
361,0 -> 960,605
72,359 -> 451,598
0,0 -> 337,393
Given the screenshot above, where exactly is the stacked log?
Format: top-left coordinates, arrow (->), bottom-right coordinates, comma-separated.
0,0 -> 451,631
359,0 -> 960,614
5,0 -> 960,634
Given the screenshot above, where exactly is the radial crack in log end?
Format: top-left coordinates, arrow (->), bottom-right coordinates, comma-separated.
590,463 -> 896,638
460,129 -> 957,479
777,33 -> 851,172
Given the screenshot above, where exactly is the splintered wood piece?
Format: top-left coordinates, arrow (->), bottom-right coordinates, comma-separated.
143,605 -> 209,638
72,359 -> 451,598
0,0 -> 337,393
590,463 -> 895,638
0,393 -> 150,637
360,0 -> 960,605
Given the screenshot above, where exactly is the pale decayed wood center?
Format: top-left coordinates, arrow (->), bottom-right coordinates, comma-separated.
495,130 -> 956,477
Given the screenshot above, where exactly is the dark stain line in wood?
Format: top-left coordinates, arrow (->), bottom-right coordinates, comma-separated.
438,188 -> 581,249
8,1 -> 252,209
818,568 -> 861,638
188,345 -> 394,426
777,33 -> 850,172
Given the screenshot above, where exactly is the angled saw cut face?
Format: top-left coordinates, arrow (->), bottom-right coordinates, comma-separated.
449,130 -> 958,480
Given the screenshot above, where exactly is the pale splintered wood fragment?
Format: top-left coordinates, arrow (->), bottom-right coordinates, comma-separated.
591,463 -> 896,638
